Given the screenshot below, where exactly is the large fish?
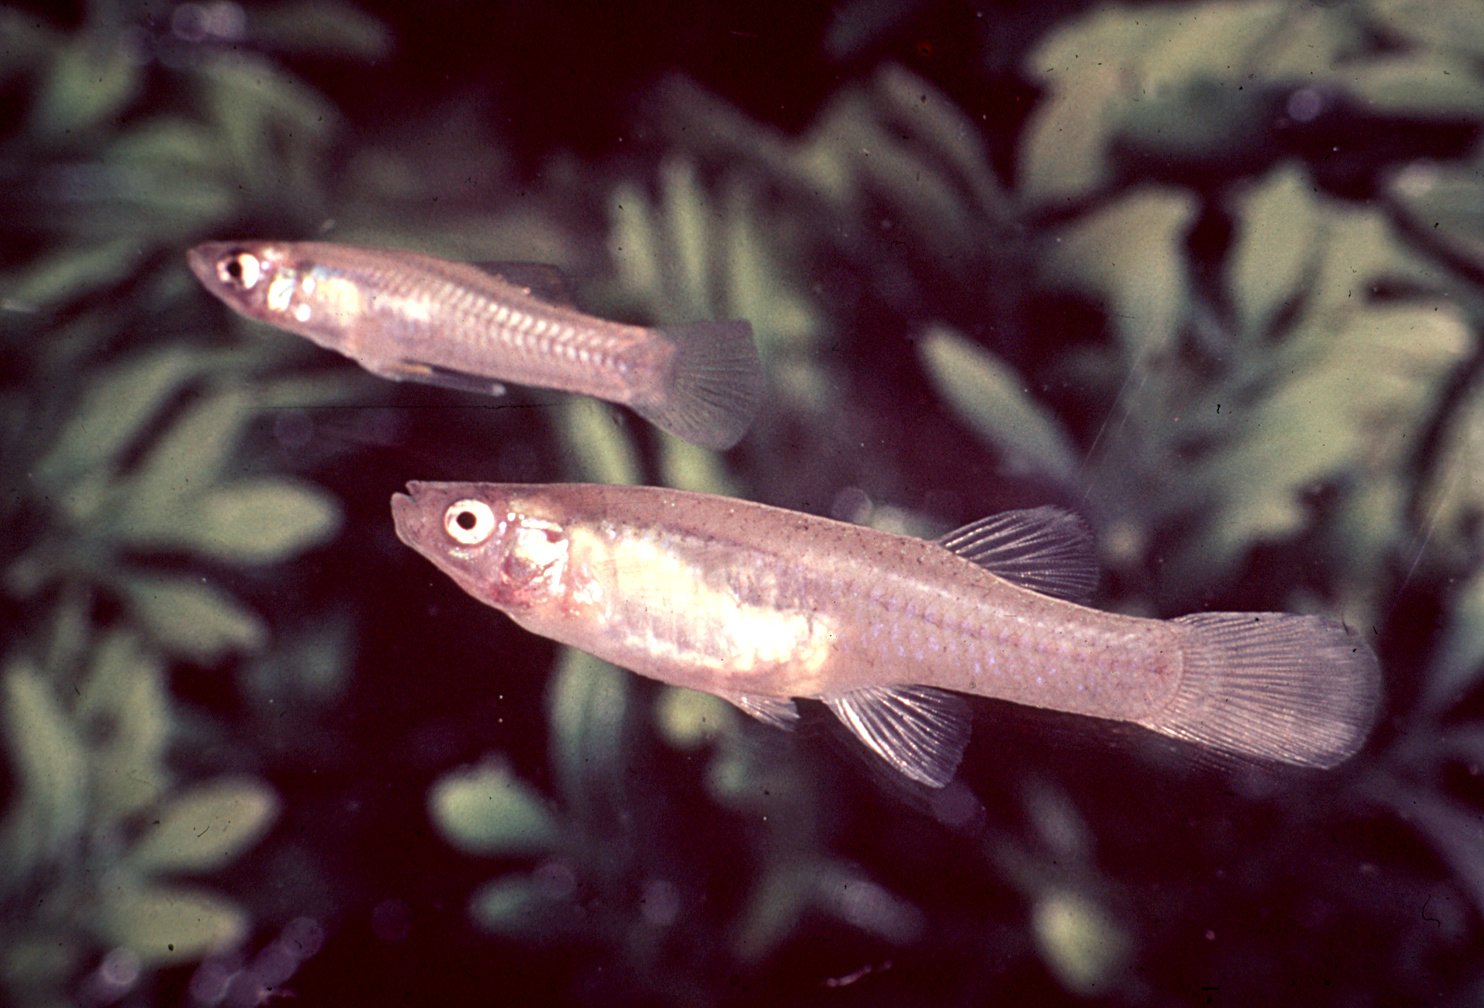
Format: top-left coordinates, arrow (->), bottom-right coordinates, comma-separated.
391,481 -> 1381,786
187,241 -> 763,449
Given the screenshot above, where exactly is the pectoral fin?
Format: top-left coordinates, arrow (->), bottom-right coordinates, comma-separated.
717,691 -> 800,730
822,685 -> 970,788
373,358 -> 507,397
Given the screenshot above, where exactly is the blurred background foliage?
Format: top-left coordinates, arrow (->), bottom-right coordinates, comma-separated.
3,0 -> 1484,1004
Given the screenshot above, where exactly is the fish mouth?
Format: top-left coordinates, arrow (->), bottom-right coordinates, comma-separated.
186,242 -> 234,288
390,485 -> 425,549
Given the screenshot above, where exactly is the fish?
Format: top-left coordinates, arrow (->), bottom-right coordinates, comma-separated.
186,241 -> 764,450
390,481 -> 1382,787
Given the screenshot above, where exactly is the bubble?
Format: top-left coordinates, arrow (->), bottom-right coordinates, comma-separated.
252,941 -> 299,987
1286,87 -> 1324,124
173,1 -> 246,42
640,879 -> 680,926
281,916 -> 326,960
188,958 -> 237,1005
171,3 -> 210,41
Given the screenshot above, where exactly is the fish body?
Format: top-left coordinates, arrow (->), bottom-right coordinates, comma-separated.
391,482 -> 1381,786
186,241 -> 763,449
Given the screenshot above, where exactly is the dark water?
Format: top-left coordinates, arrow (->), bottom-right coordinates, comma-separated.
4,1 -> 1484,1005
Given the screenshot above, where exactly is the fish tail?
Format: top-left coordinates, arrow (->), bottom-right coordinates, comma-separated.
1137,612 -> 1381,768
633,320 -> 763,450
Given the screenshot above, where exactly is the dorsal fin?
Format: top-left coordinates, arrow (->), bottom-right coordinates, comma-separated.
935,506 -> 1098,603
474,262 -> 578,306
822,685 -> 971,788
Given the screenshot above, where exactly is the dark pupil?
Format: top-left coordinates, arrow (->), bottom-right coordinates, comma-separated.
224,257 -> 243,280
455,510 -> 478,530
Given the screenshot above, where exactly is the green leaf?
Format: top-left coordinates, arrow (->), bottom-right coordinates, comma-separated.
1018,4 -> 1147,205
1427,569 -> 1484,714
557,399 -> 641,486
0,10 -> 57,80
1418,377 -> 1484,570
659,436 -> 738,496
1227,164 -> 1323,341
469,872 -> 575,939
96,878 -> 248,965
1,240 -> 142,312
1032,890 -> 1130,997
0,662 -> 87,876
77,633 -> 171,824
195,56 -> 337,202
119,573 -> 268,662
165,477 -> 341,564
662,159 -> 714,316
31,35 -> 140,137
127,777 -> 279,875
118,389 -> 255,532
918,326 -> 1080,486
1016,68 -> 1126,206
1364,0 -> 1484,62
430,762 -> 560,857
1307,205 -> 1439,315
34,348 -> 203,492
654,687 -> 735,751
731,864 -> 814,963
1175,301 -> 1468,589
1386,790 -> 1484,918
1391,162 -> 1484,272
249,1 -> 393,59
1041,187 -> 1197,357
547,649 -> 631,823
876,66 -> 1008,221
609,182 -> 665,307
100,119 -> 239,231
717,179 -> 816,357
1337,55 -> 1484,118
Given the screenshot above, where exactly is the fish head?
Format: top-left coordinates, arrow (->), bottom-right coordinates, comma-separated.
391,482 -> 573,614
187,241 -> 294,320
187,239 -> 361,354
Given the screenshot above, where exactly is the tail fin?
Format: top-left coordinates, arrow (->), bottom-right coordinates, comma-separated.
632,320 -> 764,450
1138,613 -> 1381,768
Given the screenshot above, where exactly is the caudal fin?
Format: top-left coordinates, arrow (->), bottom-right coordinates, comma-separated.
1138,612 -> 1381,768
632,320 -> 764,450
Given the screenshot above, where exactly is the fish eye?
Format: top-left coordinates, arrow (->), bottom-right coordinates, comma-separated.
444,499 -> 497,545
217,250 -> 261,290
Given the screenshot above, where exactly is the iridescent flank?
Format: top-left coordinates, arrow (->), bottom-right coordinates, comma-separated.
564,524 -> 836,688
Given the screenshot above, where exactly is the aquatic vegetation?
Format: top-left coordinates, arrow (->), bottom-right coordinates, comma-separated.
4,0 -> 1484,1004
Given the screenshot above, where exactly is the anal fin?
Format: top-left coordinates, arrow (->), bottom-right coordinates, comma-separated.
375,358 -> 507,397
822,686 -> 970,788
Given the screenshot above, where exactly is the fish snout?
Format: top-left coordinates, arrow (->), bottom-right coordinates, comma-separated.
390,488 -> 426,547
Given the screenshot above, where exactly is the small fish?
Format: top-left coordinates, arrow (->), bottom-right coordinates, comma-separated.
391,482 -> 1381,787
186,241 -> 763,449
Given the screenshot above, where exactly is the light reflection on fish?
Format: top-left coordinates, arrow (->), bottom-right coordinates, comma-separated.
186,241 -> 763,449
390,481 -> 1381,787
